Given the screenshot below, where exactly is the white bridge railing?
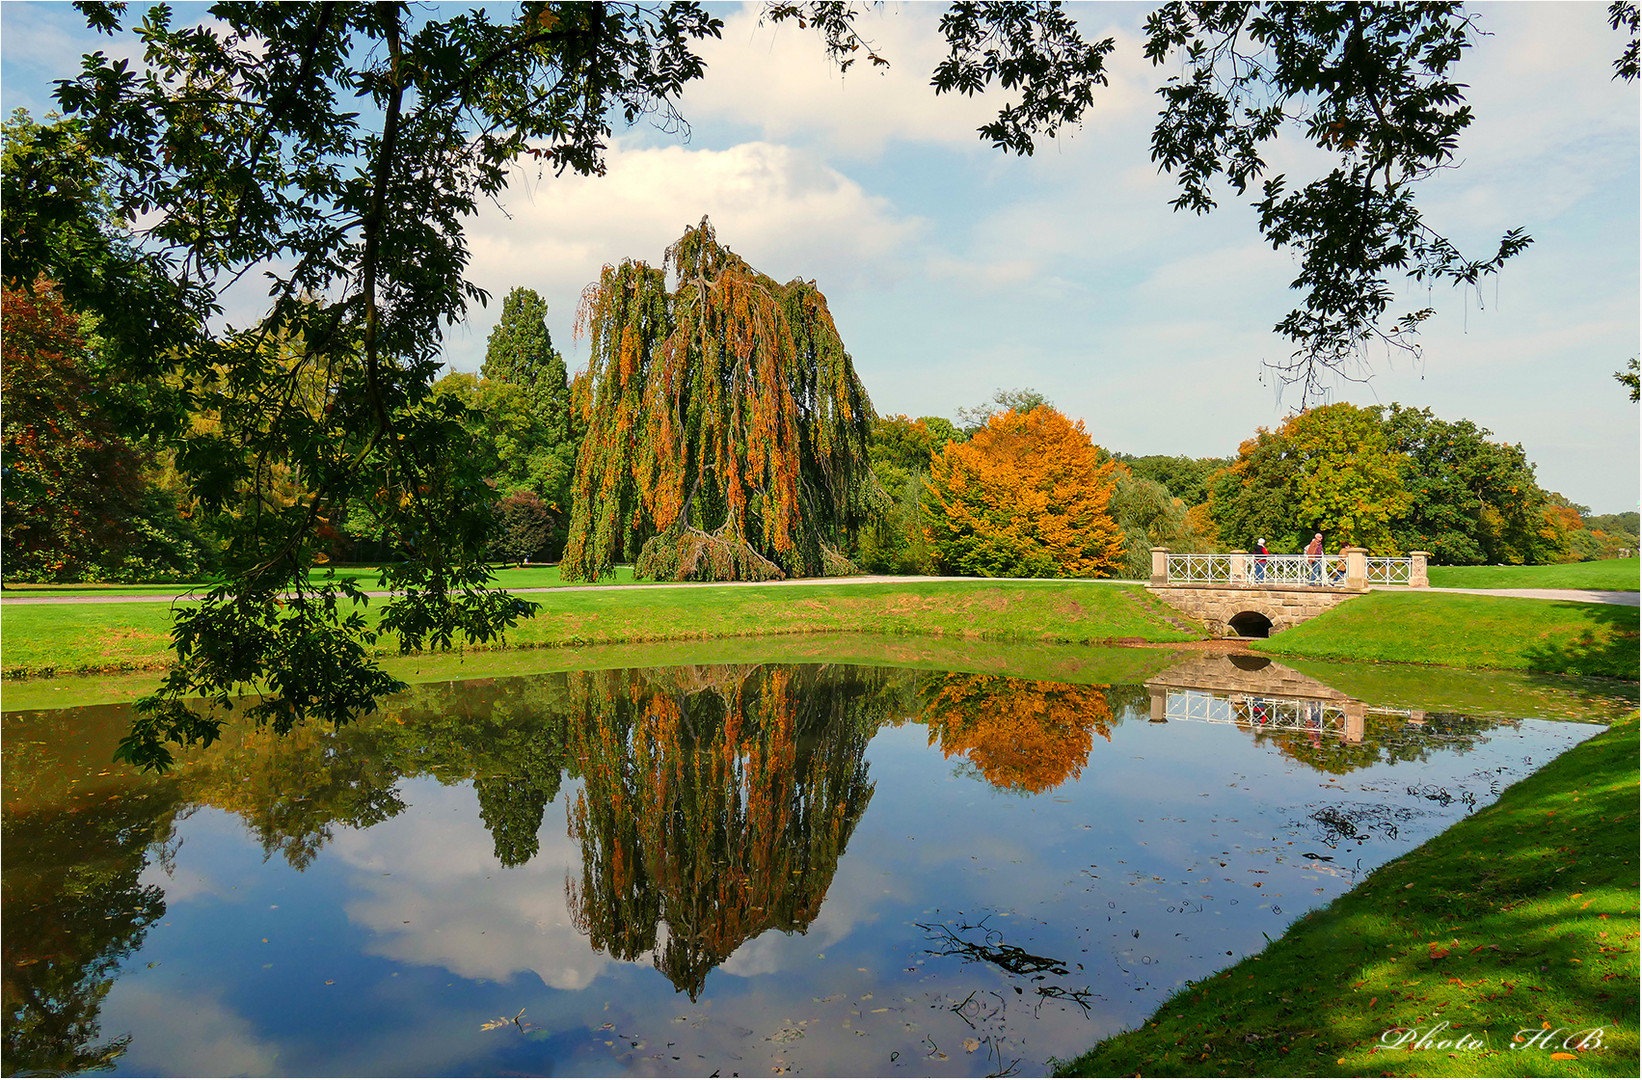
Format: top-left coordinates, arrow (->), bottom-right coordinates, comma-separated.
1154,548 -> 1428,589
1365,556 -> 1414,585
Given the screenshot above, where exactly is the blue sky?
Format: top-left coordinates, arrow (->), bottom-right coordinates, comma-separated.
4,1 -> 1638,512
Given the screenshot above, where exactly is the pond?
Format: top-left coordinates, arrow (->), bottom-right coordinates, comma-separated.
2,646 -> 1627,1077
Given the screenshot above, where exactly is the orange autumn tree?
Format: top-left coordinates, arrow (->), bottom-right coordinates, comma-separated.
562,218 -> 879,582
920,673 -> 1113,794
924,405 -> 1123,578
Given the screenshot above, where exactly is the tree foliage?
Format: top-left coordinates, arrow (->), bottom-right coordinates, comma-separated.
1109,469 -> 1217,578
489,490 -> 556,566
1143,2 -> 1536,397
857,415 -> 959,574
1209,403 -> 1409,554
1,282 -> 147,582
1208,402 -> 1574,563
1113,453 -> 1234,510
925,405 -> 1124,578
1378,403 -> 1564,565
5,3 -> 741,768
563,218 -> 880,582
956,386 -> 1051,434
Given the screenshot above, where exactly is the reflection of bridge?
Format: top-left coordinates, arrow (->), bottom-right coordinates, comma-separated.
1143,654 -> 1424,745
1145,547 -> 1432,638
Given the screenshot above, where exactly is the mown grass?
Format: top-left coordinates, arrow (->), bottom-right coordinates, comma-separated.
0,578 -> 1197,681
1258,592 -> 1639,681
0,562 -> 642,597
1429,559 -> 1640,592
0,633 -> 1193,712
1059,713 -> 1641,1078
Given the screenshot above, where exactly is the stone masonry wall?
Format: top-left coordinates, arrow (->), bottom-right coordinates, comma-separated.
1146,585 -> 1364,638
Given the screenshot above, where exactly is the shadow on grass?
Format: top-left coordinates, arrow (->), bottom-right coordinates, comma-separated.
1519,602 -> 1640,682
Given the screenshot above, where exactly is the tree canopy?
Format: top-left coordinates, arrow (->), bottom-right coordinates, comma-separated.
563,218 -> 880,582
1208,402 -> 1572,562
4,2 -> 731,768
1209,403 -> 1410,554
925,405 -> 1125,578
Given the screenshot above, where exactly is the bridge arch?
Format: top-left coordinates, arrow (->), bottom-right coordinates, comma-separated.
1143,584 -> 1365,639
1226,610 -> 1274,638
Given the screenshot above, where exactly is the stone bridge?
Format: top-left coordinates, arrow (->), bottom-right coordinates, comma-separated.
1145,547 -> 1431,638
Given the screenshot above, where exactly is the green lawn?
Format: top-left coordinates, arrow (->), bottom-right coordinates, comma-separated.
0,578 -> 1196,679
1059,713 -> 1640,1078
0,632 -> 1194,712
1259,591 -> 1640,681
1430,558 -> 1640,592
0,562 -> 641,597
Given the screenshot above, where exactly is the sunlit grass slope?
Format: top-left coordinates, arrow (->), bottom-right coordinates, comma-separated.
1258,592 -> 1639,681
0,579 -> 1196,679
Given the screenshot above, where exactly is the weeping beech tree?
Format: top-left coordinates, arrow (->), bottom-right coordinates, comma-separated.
563,218 -> 880,582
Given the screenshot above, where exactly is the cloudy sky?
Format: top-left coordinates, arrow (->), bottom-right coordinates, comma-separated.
4,2 -> 1637,511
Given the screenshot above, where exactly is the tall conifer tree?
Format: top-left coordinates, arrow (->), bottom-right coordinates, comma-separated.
563,219 -> 879,582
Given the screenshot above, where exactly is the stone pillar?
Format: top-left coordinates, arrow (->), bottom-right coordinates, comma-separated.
1343,700 -> 1365,744
1343,546 -> 1368,590
1230,549 -> 1248,585
1149,686 -> 1166,723
1150,547 -> 1169,586
1409,551 -> 1430,588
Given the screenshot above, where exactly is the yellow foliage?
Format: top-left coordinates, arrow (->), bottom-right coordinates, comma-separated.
924,406 -> 1123,578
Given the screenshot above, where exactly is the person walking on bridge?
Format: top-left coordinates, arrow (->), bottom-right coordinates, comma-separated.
1305,533 -> 1324,585
1254,538 -> 1269,583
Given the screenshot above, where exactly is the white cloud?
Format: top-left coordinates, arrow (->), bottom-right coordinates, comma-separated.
450,140 -> 922,372
673,3 -> 1157,158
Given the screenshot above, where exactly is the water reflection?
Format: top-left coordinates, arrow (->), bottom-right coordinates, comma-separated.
0,656 -> 1605,1077
1145,653 -> 1503,774
565,665 -> 881,997
920,674 -> 1112,794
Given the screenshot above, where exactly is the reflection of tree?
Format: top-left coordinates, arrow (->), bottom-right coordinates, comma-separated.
920,674 -> 1113,794
1252,712 -> 1509,776
177,675 -> 575,869
2,786 -> 180,1076
566,665 -> 886,998
179,722 -> 407,870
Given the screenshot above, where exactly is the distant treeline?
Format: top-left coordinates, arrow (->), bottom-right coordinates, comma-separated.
4,280 -> 1633,585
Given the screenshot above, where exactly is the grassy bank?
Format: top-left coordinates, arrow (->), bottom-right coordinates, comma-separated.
0,579 -> 1197,680
1257,591 -> 1639,681
1429,558 -> 1639,592
1,634 -> 1194,713
1059,713 -> 1641,1078
0,562 -> 641,597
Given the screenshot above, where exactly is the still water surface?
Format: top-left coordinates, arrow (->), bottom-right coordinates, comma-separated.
2,652 -> 1609,1076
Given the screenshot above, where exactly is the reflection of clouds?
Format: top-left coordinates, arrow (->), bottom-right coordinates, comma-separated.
329,778 -> 615,990
140,863 -> 226,905
101,984 -> 280,1077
